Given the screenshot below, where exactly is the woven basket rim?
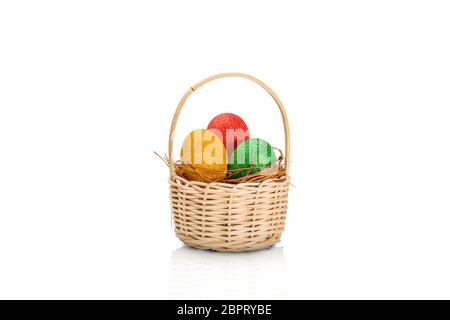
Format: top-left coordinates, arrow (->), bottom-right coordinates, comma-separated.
170,173 -> 290,188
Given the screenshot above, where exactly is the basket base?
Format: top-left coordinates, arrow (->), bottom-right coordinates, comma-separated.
176,233 -> 282,253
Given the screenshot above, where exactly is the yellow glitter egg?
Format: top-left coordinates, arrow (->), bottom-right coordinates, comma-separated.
180,129 -> 227,182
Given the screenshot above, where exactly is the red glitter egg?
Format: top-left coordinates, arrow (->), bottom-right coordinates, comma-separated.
207,113 -> 250,156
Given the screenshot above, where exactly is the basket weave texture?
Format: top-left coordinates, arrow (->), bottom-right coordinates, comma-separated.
168,73 -> 290,252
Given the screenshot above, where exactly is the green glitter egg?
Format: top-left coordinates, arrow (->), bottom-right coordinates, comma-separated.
228,138 -> 276,178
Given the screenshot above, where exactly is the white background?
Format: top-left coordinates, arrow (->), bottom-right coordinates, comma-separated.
1,1 -> 450,299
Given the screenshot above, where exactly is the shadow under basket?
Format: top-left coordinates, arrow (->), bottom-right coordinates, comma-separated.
168,73 -> 291,252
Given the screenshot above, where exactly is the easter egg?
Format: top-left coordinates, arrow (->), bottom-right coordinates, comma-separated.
180,129 -> 227,182
228,138 -> 276,178
207,113 -> 250,156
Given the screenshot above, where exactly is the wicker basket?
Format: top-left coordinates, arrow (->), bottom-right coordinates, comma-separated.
168,73 -> 290,252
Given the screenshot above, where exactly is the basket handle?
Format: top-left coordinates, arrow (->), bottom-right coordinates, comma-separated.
168,72 -> 290,178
